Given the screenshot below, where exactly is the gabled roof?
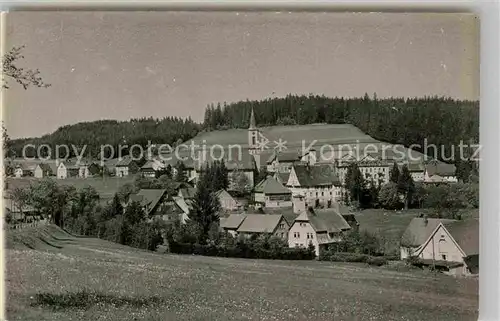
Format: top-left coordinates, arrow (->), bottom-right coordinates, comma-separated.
37,163 -> 56,175
443,219 -> 479,256
254,176 -> 291,195
425,159 -> 456,177
266,150 -> 301,164
215,189 -> 237,200
274,172 -> 290,185
294,208 -> 351,233
116,155 -> 136,167
173,196 -> 190,214
236,214 -> 284,234
261,206 -> 298,226
220,214 -> 247,230
179,187 -> 197,199
290,164 -> 341,187
400,217 -> 456,247
130,189 -> 168,215
408,162 -> 425,173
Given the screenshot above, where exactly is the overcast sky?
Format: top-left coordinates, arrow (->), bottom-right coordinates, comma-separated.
3,12 -> 479,139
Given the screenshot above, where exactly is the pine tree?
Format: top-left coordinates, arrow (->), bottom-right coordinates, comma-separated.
389,162 -> 400,184
124,200 -> 145,226
103,193 -> 123,221
190,166 -> 221,243
397,164 -> 415,210
344,163 -> 366,206
174,161 -> 187,183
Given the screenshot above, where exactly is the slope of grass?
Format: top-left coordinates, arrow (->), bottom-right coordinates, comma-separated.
6,225 -> 478,321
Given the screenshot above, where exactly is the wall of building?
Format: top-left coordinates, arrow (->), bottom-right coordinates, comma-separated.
116,166 -> 129,177
288,221 -> 319,256
57,165 -> 67,179
34,167 -> 43,178
418,224 -> 466,267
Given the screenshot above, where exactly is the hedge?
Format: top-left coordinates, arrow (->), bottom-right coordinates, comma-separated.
319,252 -> 388,266
169,241 -> 316,260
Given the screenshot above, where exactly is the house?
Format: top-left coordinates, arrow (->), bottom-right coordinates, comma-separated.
408,162 -> 425,182
215,189 -> 242,212
220,214 -> 247,237
34,162 -> 58,178
288,207 -> 352,256
13,162 -> 36,178
423,159 -> 457,183
115,156 -> 139,177
274,172 -> 290,186
172,196 -> 192,224
128,189 -> 184,223
400,217 -> 456,259
177,187 -> 197,201
140,159 -> 165,178
253,176 -> 292,208
402,217 -> 479,276
236,214 -> 290,240
56,159 -> 95,179
266,150 -> 302,173
286,164 -> 342,208
4,198 -> 38,222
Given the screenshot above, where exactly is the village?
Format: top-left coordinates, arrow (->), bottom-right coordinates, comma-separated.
4,107 -> 479,277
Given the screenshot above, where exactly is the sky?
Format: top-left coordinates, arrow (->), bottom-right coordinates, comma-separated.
3,12 -> 479,139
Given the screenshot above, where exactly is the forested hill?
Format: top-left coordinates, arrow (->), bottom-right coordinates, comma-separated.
9,117 -> 201,159
9,94 -> 479,161
203,94 -> 479,158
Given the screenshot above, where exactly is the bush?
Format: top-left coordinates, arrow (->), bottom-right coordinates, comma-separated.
319,251 -> 388,266
168,238 -> 315,260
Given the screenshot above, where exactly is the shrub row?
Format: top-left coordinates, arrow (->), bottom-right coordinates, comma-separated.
319,252 -> 388,266
169,241 -> 316,260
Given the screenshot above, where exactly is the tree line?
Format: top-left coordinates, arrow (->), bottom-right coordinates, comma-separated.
7,117 -> 201,159
203,94 -> 479,161
343,161 -> 479,219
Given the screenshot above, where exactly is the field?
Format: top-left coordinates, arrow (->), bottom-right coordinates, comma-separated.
6,225 -> 478,321
5,176 -> 136,202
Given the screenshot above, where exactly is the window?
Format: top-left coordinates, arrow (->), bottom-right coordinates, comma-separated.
321,192 -> 324,196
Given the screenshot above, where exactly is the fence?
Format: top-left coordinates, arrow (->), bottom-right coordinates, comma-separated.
6,218 -> 48,230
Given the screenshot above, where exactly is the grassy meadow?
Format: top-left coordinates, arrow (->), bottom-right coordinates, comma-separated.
5,225 -> 478,321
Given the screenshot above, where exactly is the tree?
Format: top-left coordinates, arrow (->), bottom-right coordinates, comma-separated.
397,165 -> 415,210
174,161 -> 188,183
10,187 -> 30,222
103,193 -> 124,221
378,182 -> 401,210
28,179 -> 76,226
117,183 -> 137,204
189,166 -> 221,243
124,200 -> 145,226
389,162 -> 400,184
2,46 -> 51,90
229,170 -> 251,194
344,163 -> 366,206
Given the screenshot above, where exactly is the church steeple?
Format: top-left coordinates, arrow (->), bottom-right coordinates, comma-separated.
249,106 -> 256,130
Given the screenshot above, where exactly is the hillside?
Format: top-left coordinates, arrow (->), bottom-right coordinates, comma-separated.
6,225 -> 478,321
